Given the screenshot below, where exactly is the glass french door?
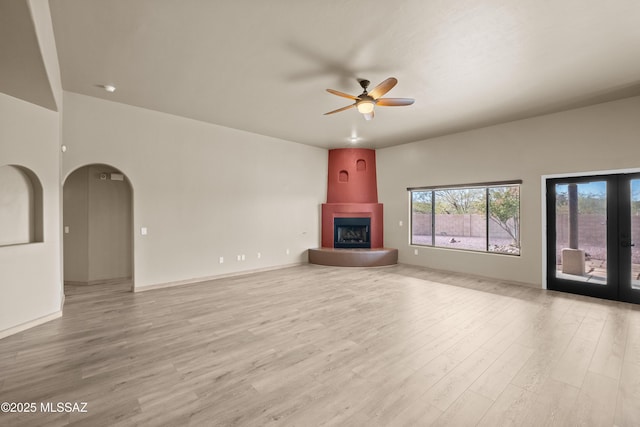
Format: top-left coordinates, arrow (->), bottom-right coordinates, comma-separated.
546,173 -> 640,304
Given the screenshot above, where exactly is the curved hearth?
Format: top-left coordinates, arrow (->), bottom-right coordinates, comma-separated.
308,248 -> 398,267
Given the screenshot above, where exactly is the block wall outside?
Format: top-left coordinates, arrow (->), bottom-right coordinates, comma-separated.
411,213 -> 512,239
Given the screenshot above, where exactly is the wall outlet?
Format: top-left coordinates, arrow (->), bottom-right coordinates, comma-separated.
399,220 -> 403,227
257,252 -> 261,259
237,255 -> 241,261
414,249 -> 419,255
241,254 -> 246,261
219,256 -> 224,264
64,226 -> 70,234
141,227 -> 148,235
286,248 -> 290,255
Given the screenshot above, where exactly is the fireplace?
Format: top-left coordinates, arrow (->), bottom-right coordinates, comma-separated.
320,149 -> 383,248
310,148 -> 397,266
334,218 -> 371,248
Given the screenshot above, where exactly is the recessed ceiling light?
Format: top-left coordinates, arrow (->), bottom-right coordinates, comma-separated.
348,130 -> 360,144
103,84 -> 116,93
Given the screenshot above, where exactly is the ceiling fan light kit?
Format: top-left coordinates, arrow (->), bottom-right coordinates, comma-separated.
356,98 -> 375,114
324,77 -> 414,120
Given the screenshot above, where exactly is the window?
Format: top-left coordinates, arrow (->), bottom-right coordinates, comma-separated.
410,182 -> 520,255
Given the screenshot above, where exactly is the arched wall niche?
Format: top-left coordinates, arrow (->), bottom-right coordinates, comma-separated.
0,164 -> 44,246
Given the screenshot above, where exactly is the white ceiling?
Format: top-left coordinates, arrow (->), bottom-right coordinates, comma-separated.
0,0 -> 57,110
47,0 -> 640,149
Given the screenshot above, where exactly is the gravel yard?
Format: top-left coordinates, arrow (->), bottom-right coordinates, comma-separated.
411,235 -> 519,254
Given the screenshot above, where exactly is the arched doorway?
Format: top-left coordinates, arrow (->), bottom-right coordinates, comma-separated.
63,164 -> 133,292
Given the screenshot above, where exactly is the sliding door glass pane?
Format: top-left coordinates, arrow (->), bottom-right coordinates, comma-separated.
631,179 -> 640,290
411,191 -> 432,245
488,186 -> 520,255
434,188 -> 486,251
555,181 -> 607,284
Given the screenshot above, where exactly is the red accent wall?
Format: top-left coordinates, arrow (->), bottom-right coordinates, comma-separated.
327,148 -> 378,203
322,148 -> 384,248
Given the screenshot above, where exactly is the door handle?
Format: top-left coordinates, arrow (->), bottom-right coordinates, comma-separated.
621,241 -> 635,247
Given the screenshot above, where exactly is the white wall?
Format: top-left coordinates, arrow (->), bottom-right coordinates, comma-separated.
63,166 -> 89,282
0,165 -> 37,245
61,92 -> 327,289
0,93 -> 62,333
86,165 -> 132,282
378,96 -> 640,287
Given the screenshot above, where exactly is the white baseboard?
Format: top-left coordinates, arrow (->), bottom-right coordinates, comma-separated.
0,310 -> 62,340
134,263 -> 304,293
64,277 -> 131,286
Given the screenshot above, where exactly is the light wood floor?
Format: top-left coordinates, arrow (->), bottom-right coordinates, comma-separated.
1,264 -> 640,426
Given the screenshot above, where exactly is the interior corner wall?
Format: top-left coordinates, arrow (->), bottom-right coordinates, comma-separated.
377,96 -> 640,287
61,91 -> 327,289
86,165 -> 132,282
0,92 -> 62,333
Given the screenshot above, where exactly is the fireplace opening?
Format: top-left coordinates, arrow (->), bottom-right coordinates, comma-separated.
334,217 -> 371,248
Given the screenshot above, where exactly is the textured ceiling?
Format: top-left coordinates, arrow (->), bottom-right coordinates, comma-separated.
48,0 -> 640,149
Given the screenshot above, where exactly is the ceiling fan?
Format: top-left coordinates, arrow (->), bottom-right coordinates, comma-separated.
324,77 -> 414,120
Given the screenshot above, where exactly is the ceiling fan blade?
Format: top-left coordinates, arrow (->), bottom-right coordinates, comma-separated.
324,103 -> 356,115
326,89 -> 359,100
368,77 -> 398,99
376,98 -> 415,106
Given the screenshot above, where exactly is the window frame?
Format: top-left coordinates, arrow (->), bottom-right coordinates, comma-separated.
408,180 -> 522,256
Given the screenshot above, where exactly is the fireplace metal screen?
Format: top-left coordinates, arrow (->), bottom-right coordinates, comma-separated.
334,217 -> 371,248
